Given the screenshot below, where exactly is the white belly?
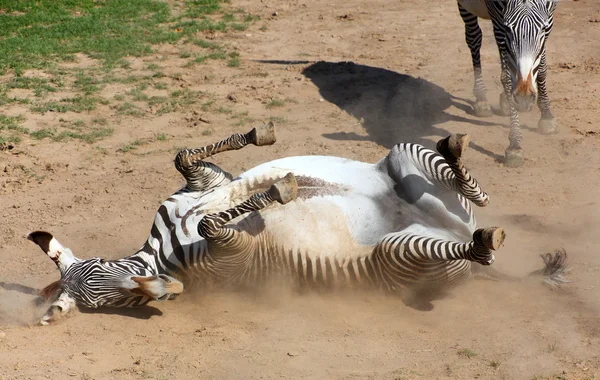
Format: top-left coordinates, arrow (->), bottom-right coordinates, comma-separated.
458,0 -> 490,19
239,156 -> 403,250
238,156 -> 471,259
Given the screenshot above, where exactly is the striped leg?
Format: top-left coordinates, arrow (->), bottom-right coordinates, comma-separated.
499,64 -> 525,167
175,122 -> 276,192
373,227 -> 506,293
458,3 -> 492,117
198,173 -> 298,253
398,134 -> 488,207
536,52 -> 558,135
435,133 -> 489,207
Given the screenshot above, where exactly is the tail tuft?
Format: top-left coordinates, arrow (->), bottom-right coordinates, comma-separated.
530,249 -> 569,289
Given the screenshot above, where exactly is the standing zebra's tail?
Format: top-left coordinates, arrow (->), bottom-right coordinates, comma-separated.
472,250 -> 569,289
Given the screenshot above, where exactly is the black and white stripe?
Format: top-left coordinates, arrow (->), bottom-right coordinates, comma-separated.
458,0 -> 558,165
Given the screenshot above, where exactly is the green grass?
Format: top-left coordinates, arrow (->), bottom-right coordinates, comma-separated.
0,0 -> 180,74
231,111 -> 255,127
119,139 -> 144,153
0,115 -> 26,144
1,115 -> 113,144
265,98 -> 285,109
227,52 -> 241,67
30,127 -> 113,143
115,102 -> 145,117
268,116 -> 288,124
31,95 -> 109,114
457,348 -> 477,359
0,0 -> 258,145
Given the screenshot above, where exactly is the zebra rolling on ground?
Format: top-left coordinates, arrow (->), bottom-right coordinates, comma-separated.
27,122 -> 568,325
457,0 -> 558,167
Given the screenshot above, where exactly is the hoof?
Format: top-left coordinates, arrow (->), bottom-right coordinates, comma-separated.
473,100 -> 493,117
250,121 -> 276,146
498,93 -> 511,117
478,227 -> 506,251
538,118 -> 558,135
504,148 -> 524,168
437,133 -> 470,161
268,172 -> 298,205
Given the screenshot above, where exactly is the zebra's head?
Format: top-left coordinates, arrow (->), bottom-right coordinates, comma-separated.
27,231 -> 184,325
497,0 -> 556,111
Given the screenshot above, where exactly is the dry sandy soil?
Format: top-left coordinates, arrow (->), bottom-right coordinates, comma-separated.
1,0 -> 600,379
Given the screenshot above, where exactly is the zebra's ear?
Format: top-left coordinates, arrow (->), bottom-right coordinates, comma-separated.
121,274 -> 184,300
27,231 -> 77,271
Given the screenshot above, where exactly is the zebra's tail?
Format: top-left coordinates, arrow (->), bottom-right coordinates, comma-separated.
527,249 -> 570,289
472,249 -> 570,289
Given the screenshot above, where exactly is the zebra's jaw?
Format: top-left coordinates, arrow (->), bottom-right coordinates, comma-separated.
27,231 -> 78,273
40,291 -> 76,326
120,274 -> 184,300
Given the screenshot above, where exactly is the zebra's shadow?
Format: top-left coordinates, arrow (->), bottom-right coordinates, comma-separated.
299,61 -> 506,161
78,305 -> 163,320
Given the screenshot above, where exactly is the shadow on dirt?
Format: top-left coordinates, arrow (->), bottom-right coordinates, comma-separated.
299,61 -> 504,161
79,305 -> 163,320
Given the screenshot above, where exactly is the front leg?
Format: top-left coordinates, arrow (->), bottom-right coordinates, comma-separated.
40,291 -> 76,326
198,173 -> 298,253
536,52 -> 558,135
500,66 -> 525,167
175,122 -> 276,192
372,226 -> 506,292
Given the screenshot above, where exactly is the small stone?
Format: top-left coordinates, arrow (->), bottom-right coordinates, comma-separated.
0,331 -> 6,338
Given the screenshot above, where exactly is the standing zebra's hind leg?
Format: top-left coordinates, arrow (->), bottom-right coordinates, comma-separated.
175,122 -> 276,192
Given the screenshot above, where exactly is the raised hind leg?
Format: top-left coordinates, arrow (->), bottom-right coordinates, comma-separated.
197,173 -> 298,282
372,227 -> 506,294
175,122 -> 276,192
393,133 -> 489,208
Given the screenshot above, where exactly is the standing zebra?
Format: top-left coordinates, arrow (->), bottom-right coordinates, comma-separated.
458,0 -> 558,167
27,123 -> 568,325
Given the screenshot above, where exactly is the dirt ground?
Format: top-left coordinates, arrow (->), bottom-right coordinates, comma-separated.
1,0 -> 600,379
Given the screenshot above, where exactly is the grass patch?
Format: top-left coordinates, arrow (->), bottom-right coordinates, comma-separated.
0,0 -> 258,145
31,95 -> 109,114
268,116 -> 288,124
115,102 -> 145,117
30,127 -> 113,143
265,98 -> 285,109
231,111 -> 255,127
2,76 -> 58,97
118,139 -> 145,153
227,52 -> 241,67
0,115 -> 26,144
154,88 -> 203,115
457,348 -> 477,359
0,0 -> 180,74
74,72 -> 101,95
